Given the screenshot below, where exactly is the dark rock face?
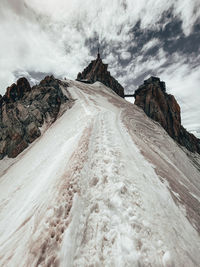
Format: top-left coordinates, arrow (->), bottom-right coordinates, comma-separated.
134,76 -> 200,154
77,54 -> 124,98
4,77 -> 31,102
0,76 -> 67,159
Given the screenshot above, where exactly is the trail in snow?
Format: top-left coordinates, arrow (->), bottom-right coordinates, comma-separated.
0,80 -> 200,267
64,111 -> 168,266
60,82 -> 200,267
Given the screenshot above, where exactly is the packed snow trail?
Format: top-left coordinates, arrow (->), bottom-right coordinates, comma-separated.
0,80 -> 200,266
63,110 -> 169,266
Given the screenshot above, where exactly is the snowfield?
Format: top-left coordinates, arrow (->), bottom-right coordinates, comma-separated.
0,80 -> 200,267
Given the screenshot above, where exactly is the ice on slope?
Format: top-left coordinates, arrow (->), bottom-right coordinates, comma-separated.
0,80 -> 200,266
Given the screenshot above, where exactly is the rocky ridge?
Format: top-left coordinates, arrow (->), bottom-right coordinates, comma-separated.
134,76 -> 200,154
0,76 -> 67,159
77,53 -> 124,98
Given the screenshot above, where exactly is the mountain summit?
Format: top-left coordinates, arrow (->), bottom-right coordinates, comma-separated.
134,76 -> 200,154
77,50 -> 124,98
0,75 -> 200,266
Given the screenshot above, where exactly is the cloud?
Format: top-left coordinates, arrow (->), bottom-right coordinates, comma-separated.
142,39 -> 161,53
174,0 -> 200,35
120,51 -> 132,60
0,0 -> 92,91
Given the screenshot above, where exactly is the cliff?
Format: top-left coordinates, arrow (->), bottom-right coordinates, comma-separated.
134,76 -> 200,154
0,76 -> 67,159
77,53 -> 124,98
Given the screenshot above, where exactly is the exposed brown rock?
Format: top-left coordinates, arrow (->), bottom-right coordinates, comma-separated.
26,122 -> 41,143
17,77 -> 31,95
5,83 -> 18,102
77,53 -> 124,98
7,140 -> 28,158
0,75 -> 67,159
5,77 -> 31,102
134,76 -> 200,154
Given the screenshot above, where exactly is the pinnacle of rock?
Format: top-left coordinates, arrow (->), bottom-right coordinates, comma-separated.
134,76 -> 200,154
77,50 -> 124,98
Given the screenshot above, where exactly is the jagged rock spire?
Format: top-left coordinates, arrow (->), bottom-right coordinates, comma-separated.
76,49 -> 124,98
134,76 -> 200,154
0,76 -> 67,159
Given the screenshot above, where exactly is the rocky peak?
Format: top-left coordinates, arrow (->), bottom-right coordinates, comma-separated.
134,76 -> 200,154
77,52 -> 124,98
141,76 -> 166,91
0,76 -> 68,159
4,77 -> 31,103
39,75 -> 60,89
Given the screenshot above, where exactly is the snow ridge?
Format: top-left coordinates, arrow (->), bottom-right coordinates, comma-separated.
0,80 -> 199,266
65,111 -> 167,266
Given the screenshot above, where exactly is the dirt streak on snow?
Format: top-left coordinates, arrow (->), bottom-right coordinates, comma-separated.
121,103 -> 200,234
0,90 -> 93,266
0,80 -> 200,267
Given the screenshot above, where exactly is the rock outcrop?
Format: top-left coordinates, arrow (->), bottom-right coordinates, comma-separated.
77,52 -> 124,98
0,76 -> 67,159
134,76 -> 200,154
4,77 -> 31,102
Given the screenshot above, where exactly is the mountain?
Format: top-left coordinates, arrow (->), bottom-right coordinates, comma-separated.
76,51 -> 124,98
134,76 -> 200,154
0,70 -> 200,265
0,76 -> 68,159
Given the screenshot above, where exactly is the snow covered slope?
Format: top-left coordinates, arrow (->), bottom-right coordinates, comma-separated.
0,80 -> 200,267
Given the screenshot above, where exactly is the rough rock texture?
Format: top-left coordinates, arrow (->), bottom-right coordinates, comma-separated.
77,53 -> 124,98
0,76 -> 67,159
4,77 -> 31,102
134,76 -> 200,154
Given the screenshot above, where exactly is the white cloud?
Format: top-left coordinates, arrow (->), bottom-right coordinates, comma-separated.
142,39 -> 161,53
120,51 -> 132,60
174,0 -> 200,35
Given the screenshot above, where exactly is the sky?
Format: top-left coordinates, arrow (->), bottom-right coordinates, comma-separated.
0,0 -> 200,137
